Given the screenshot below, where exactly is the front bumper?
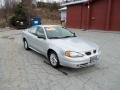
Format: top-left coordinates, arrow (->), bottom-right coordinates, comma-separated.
59,54 -> 100,68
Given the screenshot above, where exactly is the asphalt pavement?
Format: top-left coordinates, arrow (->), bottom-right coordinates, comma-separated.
0,28 -> 120,90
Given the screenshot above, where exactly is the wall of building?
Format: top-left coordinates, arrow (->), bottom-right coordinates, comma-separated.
67,4 -> 82,28
66,0 -> 120,31
60,10 -> 67,22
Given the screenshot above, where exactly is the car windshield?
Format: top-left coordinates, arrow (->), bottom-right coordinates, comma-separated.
44,26 -> 76,39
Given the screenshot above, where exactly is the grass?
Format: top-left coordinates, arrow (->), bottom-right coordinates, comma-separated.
0,18 -> 11,28
0,19 -> 6,28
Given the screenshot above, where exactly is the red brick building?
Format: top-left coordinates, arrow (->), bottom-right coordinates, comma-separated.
62,0 -> 120,31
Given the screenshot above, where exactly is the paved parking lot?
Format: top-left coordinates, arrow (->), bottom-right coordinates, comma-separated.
0,28 -> 120,90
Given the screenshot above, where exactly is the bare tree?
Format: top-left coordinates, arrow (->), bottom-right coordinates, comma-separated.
2,0 -> 17,26
22,0 -> 32,26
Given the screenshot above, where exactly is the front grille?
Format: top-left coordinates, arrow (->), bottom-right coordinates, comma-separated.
85,52 -> 91,56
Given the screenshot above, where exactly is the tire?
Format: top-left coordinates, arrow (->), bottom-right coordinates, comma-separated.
49,52 -> 59,68
23,39 -> 29,50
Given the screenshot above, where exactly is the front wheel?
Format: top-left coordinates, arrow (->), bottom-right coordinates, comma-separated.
49,52 -> 59,68
23,39 -> 29,50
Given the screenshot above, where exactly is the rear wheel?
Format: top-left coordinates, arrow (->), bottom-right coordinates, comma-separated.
49,52 -> 59,68
23,39 -> 29,50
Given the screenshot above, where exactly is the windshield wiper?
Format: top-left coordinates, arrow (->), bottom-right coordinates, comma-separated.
62,36 -> 76,38
49,37 -> 62,39
49,36 -> 77,39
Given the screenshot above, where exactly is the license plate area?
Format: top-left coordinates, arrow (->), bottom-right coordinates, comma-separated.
90,56 -> 98,63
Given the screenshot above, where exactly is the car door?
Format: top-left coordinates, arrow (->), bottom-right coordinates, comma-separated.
26,26 -> 38,49
34,26 -> 48,55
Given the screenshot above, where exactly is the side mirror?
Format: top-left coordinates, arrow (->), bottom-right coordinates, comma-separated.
62,26 -> 67,29
70,31 -> 77,37
73,32 -> 76,37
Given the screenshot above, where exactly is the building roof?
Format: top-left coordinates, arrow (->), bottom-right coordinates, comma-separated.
58,7 -> 67,11
61,0 -> 89,6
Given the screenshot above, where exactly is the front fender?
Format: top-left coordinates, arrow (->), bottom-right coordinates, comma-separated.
48,44 -> 64,58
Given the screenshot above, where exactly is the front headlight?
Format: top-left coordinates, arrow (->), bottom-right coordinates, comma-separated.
65,51 -> 84,57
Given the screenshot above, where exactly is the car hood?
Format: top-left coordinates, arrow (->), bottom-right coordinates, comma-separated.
48,37 -> 98,52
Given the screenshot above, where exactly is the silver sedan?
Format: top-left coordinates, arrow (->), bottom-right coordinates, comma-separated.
22,25 -> 100,68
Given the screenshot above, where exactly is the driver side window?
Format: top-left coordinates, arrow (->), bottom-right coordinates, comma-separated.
36,27 -> 46,39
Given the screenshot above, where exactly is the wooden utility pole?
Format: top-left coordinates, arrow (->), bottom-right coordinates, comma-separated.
22,0 -> 32,26
22,0 -> 32,15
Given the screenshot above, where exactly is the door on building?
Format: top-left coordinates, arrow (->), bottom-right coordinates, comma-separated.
81,4 -> 88,29
110,0 -> 120,31
89,0 -> 108,30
